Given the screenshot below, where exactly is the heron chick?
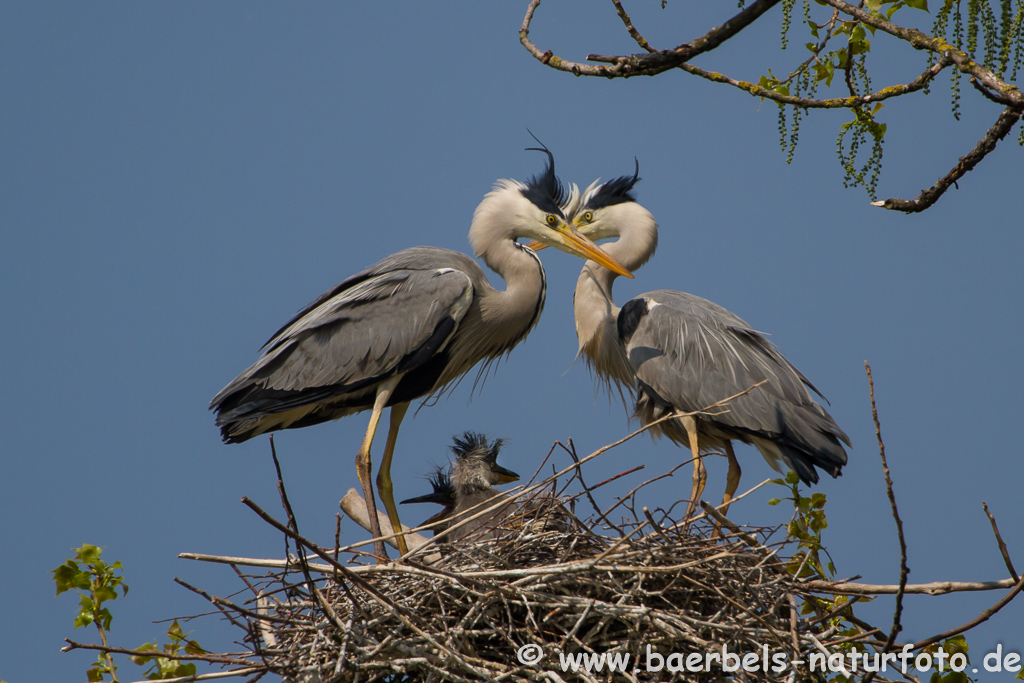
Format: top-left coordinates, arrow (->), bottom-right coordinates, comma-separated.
399,466 -> 456,536
401,434 -> 520,536
444,432 -> 521,544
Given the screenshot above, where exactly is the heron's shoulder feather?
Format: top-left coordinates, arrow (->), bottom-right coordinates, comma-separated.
263,247 -> 479,349
210,261 -> 475,416
623,290 -> 812,414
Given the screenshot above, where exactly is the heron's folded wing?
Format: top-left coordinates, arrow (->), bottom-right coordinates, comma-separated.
625,291 -> 849,451
211,267 -> 473,414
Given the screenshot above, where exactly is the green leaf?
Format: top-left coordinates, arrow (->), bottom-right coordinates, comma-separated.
96,607 -> 114,631
76,544 -> 103,565
167,620 -> 184,640
767,498 -> 782,506
52,562 -> 85,595
94,586 -> 117,605
905,0 -> 928,10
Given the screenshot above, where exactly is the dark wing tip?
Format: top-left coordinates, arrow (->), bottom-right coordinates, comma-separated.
617,297 -> 649,346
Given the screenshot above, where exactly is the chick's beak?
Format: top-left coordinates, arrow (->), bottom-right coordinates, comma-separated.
489,463 -> 520,485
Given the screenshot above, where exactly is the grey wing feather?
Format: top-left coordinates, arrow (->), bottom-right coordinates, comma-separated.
211,248 -> 475,423
626,290 -> 849,465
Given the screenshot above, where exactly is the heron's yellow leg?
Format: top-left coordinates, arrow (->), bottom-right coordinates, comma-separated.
682,416 -> 707,522
355,377 -> 400,563
376,402 -> 410,556
721,441 -> 742,517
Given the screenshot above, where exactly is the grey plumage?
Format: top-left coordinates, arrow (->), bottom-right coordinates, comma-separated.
561,168 -> 850,515
211,248 -> 505,441
210,149 -> 633,559
620,290 -> 849,484
445,432 -> 520,543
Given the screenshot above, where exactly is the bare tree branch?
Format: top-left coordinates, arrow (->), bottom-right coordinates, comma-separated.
872,105 -> 1023,211
521,0 -> 1024,212
911,573 -> 1024,650
983,501 -> 1020,582
520,0 -> 784,77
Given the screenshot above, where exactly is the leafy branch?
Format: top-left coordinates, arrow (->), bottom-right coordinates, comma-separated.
520,0 -> 1023,212
53,544 -> 208,682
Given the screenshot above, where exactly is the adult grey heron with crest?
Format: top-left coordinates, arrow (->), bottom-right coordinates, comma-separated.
531,164 -> 849,521
210,147 -> 633,560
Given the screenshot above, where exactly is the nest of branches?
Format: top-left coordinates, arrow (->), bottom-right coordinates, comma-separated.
250,518 -> 843,683
64,377 -> 1022,682
189,438 -> 910,683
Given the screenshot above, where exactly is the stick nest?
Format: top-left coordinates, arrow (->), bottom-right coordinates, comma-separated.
245,496 -> 878,683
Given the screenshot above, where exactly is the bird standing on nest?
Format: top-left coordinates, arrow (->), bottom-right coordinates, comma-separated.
210,148 -> 632,560
532,165 -> 849,520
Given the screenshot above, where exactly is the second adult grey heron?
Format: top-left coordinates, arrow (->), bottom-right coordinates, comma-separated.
210,150 -> 632,559
534,166 -> 849,519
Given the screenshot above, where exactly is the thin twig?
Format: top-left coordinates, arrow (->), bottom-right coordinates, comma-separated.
860,360 -> 909,683
982,501 -> 1019,582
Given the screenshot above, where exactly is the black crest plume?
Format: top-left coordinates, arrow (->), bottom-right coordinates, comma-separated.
427,466 -> 454,498
522,131 -> 567,216
584,158 -> 642,211
451,431 -> 505,464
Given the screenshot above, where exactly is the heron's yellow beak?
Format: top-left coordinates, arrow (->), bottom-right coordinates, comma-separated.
535,224 -> 634,279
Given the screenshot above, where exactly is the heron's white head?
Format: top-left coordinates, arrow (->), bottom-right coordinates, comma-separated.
528,161 -> 658,273
572,162 -> 658,268
469,148 -> 633,279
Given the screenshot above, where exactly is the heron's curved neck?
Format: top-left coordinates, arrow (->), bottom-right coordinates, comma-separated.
468,202 -> 546,346
573,203 -> 657,386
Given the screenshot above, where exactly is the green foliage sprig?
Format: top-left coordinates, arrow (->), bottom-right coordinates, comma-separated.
53,544 -> 206,681
770,470 -> 835,582
53,544 -> 128,682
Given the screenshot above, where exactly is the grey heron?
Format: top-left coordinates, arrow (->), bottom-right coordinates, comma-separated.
533,166 -> 849,519
210,150 -> 633,559
443,432 -> 520,543
402,432 -> 520,536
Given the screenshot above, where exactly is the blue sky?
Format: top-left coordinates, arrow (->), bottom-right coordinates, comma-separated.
3,2 -> 1022,681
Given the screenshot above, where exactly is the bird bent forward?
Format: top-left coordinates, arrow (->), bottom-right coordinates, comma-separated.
210,149 -> 632,560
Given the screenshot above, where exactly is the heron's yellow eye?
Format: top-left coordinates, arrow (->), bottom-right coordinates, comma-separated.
546,215 -> 558,226
583,211 -> 594,222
